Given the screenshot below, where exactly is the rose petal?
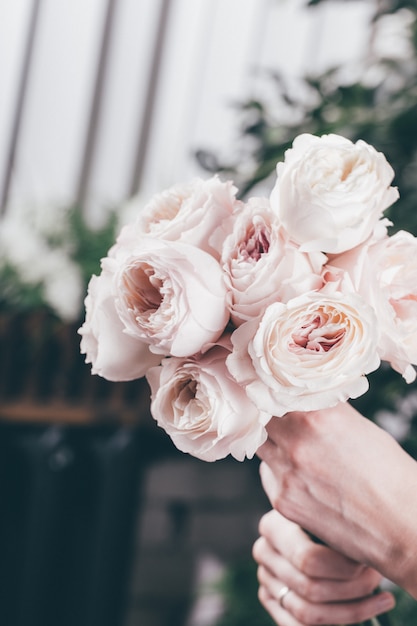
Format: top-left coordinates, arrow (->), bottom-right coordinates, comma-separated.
147,338 -> 270,461
227,291 -> 380,415
79,270 -> 160,381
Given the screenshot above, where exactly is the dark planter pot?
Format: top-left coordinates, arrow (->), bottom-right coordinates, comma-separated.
0,310 -> 173,626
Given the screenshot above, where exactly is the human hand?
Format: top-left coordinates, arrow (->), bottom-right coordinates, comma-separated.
253,509 -> 395,625
257,402 -> 417,597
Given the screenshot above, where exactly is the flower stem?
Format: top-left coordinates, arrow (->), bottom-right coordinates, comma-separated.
349,613 -> 393,626
371,610 -> 394,625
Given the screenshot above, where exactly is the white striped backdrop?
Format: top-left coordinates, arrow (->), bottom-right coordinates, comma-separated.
0,0 -> 375,222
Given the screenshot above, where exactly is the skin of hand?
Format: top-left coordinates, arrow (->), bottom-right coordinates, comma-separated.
257,402 -> 417,600
252,509 -> 395,626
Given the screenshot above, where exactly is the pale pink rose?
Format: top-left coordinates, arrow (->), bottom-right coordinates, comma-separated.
146,336 -> 270,461
270,133 -> 399,254
218,197 -> 325,325
131,176 -> 240,259
113,238 -> 229,357
330,230 -> 417,382
78,267 -> 160,382
226,290 -> 380,416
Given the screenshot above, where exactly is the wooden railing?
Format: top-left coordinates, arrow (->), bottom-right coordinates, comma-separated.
0,310 -> 152,426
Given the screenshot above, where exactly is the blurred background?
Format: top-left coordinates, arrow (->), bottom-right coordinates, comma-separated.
1,0 -> 417,625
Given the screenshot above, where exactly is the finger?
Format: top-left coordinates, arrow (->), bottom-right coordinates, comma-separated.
256,410 -> 306,468
258,462 -> 351,559
257,509 -> 366,580
264,411 -> 308,447
274,583 -> 396,626
258,558 -> 382,605
258,585 -> 306,626
259,461 -> 282,508
257,432 -> 280,464
259,583 -> 395,626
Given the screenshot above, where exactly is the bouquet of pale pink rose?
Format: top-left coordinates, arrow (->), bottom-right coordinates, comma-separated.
79,133 -> 416,465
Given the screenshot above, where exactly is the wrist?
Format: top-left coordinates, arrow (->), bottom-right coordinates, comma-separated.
396,552 -> 417,599
375,459 -> 417,598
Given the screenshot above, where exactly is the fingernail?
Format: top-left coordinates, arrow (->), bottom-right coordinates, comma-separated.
376,592 -> 396,613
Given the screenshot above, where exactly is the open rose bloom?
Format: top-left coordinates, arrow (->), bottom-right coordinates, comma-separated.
227,290 -> 381,416
270,133 -> 399,254
146,336 -> 270,462
79,133 -> 417,461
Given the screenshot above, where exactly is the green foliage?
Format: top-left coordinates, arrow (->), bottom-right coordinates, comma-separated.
0,205 -> 120,321
0,263 -> 45,315
65,206 -> 119,292
198,1 -> 417,236
392,587 -> 417,623
214,558 -> 275,626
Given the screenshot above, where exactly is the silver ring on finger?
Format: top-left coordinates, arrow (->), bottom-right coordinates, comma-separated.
277,585 -> 290,609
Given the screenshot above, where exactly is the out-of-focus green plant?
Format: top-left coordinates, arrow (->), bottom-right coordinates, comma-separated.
55,207 -> 119,298
213,558 -> 275,626
0,205 -> 119,322
197,1 -> 417,234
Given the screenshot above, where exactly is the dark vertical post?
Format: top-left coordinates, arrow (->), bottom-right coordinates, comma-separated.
128,0 -> 172,197
0,0 -> 43,215
75,0 -> 118,211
